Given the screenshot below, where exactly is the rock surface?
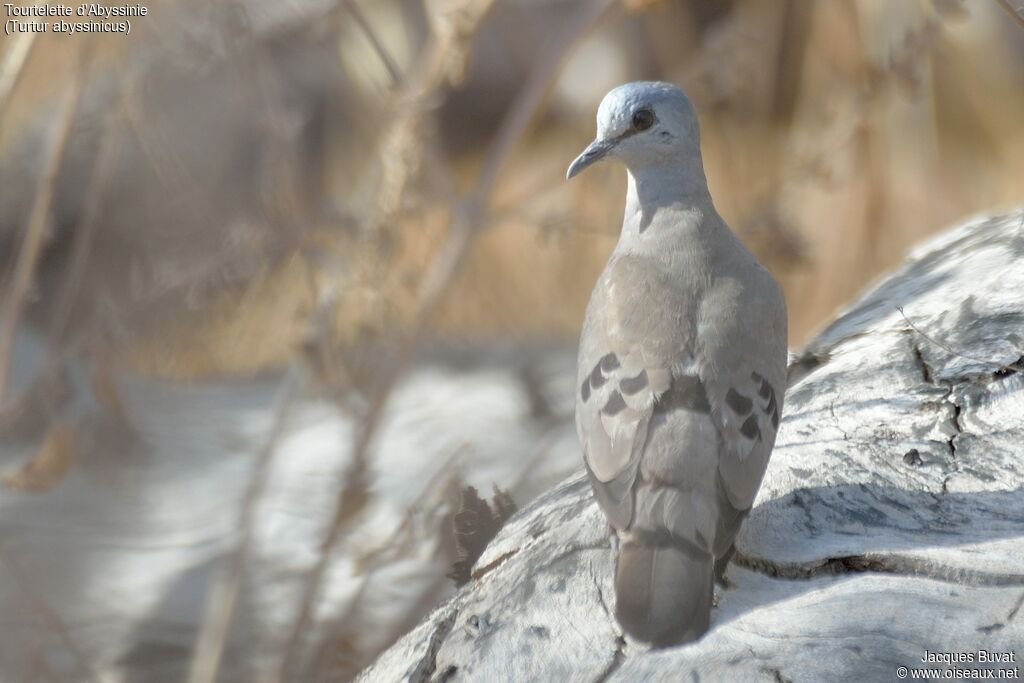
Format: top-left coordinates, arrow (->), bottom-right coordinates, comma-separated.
359,209 -> 1024,682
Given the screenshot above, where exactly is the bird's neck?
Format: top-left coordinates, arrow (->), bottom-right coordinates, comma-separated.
623,158 -> 713,237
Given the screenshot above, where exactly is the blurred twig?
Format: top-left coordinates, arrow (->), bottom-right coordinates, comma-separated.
342,0 -> 403,85
313,453 -> 461,679
118,67 -> 214,234
0,42 -> 92,404
48,106 -> 123,346
368,0 -> 499,233
187,370 -> 299,683
352,447 -> 465,574
0,32 -> 37,121
278,0 -> 619,677
409,0 -> 619,310
994,0 -> 1024,32
0,550 -> 108,683
231,4 -> 313,230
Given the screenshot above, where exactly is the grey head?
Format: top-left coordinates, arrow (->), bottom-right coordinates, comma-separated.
566,81 -> 701,180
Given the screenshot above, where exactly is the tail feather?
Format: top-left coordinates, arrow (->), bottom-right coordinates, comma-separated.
614,541 -> 713,647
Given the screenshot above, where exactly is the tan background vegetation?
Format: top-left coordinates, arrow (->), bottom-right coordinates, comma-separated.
5,0 -> 1024,380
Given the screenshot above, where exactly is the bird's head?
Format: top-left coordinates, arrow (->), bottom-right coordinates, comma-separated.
566,81 -> 701,180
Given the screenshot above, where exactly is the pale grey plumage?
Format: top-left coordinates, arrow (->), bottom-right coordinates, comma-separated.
568,82 -> 787,647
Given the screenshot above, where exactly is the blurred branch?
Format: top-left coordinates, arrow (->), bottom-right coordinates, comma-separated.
314,453 -> 460,679
369,0 -> 500,233
772,0 -> 812,120
411,0 -> 619,306
342,0 -> 403,85
49,107 -> 123,345
236,6 -> 308,228
352,447 -> 464,574
0,550 -> 108,683
994,0 -> 1024,32
118,67 -> 213,231
0,31 -> 37,121
187,370 -> 299,683
278,0 -> 620,677
0,42 -> 93,404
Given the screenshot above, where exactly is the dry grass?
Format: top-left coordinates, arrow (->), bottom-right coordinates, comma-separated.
121,3 -> 1024,377
5,1 -> 1022,377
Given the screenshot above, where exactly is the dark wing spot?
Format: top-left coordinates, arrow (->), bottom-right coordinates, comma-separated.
580,377 -> 591,402
589,364 -> 607,389
603,390 -> 627,416
752,371 -> 773,399
620,369 -> 648,395
599,353 -> 620,373
766,392 -> 780,429
740,415 -> 761,440
725,388 -> 753,416
657,375 -> 710,413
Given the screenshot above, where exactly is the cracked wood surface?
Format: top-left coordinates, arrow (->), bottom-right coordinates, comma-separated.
359,210 -> 1024,682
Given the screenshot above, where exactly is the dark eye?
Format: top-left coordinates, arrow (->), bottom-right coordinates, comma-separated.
632,108 -> 655,131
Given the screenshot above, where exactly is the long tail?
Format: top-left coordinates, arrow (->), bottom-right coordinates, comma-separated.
614,539 -> 714,647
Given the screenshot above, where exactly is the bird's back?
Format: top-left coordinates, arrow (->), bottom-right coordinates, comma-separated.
575,204 -> 786,646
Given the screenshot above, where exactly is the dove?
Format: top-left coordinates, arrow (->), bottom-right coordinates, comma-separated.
567,82 -> 787,646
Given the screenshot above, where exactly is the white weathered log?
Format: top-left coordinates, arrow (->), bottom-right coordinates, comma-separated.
359,209 -> 1024,682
